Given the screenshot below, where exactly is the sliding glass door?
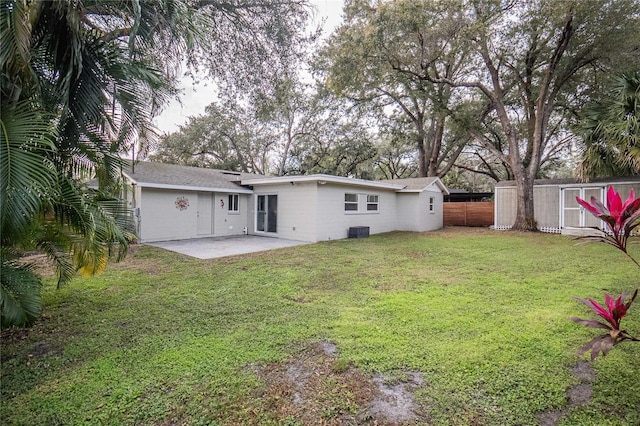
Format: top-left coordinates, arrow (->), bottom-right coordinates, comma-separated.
256,195 -> 277,233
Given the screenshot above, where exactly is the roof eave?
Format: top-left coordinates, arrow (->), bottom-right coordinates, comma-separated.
129,181 -> 253,194
242,174 -> 405,190
396,178 -> 450,195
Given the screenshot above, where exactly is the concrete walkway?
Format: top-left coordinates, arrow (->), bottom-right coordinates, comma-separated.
146,235 -> 309,260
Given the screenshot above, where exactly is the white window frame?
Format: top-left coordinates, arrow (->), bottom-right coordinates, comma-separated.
345,193 -> 359,212
366,194 -> 379,211
429,196 -> 435,213
228,193 -> 240,214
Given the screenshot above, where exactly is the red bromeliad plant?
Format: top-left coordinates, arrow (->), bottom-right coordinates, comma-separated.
571,291 -> 639,359
576,187 -> 640,266
570,186 -> 640,359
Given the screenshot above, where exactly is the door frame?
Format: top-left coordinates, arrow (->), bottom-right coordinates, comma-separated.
197,192 -> 214,235
559,186 -> 604,229
255,193 -> 278,235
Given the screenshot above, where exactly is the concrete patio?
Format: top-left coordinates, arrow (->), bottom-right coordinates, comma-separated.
146,235 -> 309,259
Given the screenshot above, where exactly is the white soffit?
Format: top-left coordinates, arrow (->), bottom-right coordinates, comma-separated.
242,174 -> 405,191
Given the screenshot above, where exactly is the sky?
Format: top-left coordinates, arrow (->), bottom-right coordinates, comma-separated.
154,0 -> 345,134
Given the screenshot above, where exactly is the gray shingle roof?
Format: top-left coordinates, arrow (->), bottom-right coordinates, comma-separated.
378,177 -> 441,190
124,161 -> 268,191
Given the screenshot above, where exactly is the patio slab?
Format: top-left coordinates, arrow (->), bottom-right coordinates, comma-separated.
146,235 -> 309,259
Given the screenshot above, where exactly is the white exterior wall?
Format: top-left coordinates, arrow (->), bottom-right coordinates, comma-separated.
395,193 -> 419,231
494,187 -> 517,228
249,181 -> 445,242
139,188 -> 200,242
132,177 -> 448,243
315,184 -> 398,241
138,188 -> 249,242
424,190 -> 444,231
396,191 -> 443,232
496,180 -> 640,230
211,192 -> 251,236
252,182 -> 318,242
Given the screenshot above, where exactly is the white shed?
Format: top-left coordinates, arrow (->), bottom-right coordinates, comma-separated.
494,176 -> 640,234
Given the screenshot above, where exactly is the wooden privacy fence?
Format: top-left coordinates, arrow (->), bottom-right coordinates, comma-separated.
443,202 -> 494,227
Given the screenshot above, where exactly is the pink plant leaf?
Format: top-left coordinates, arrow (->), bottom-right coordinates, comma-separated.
625,289 -> 638,310
569,317 -> 612,330
605,294 -> 616,315
577,197 -> 603,216
590,196 -> 608,215
586,298 -> 617,326
578,334 -> 617,360
622,188 -> 637,211
607,186 -> 623,218
570,186 -> 640,358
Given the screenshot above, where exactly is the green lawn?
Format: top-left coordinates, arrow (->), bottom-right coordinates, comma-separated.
2,229 -> 639,425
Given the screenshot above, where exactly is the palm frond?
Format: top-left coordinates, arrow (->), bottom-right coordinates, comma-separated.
578,72 -> 640,179
0,101 -> 57,242
0,247 -> 42,327
48,174 -> 134,287
0,0 -> 40,102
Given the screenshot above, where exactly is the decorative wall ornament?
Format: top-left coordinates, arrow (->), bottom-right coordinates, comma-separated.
175,196 -> 189,211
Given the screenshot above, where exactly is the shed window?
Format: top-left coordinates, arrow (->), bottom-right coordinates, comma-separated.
345,193 -> 358,211
429,196 -> 435,213
366,194 -> 379,211
228,194 -> 240,213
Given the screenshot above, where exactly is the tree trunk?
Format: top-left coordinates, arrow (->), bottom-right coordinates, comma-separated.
417,131 -> 426,177
427,113 -> 445,177
511,170 -> 538,231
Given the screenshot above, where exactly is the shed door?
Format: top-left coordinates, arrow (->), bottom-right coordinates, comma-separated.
197,193 -> 213,235
561,187 -> 604,228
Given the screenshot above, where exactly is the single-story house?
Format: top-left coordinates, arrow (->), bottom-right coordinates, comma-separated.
494,176 -> 640,234
122,162 -> 449,243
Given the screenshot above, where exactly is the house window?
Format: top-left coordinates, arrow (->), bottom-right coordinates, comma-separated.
345,193 -> 358,211
366,194 -> 379,211
228,194 -> 239,213
429,196 -> 435,213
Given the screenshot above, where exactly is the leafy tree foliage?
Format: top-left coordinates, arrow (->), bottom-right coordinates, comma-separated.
151,101 -> 275,174
253,76 -> 318,176
152,84 -> 379,178
318,0 -> 470,178
577,72 -> 640,179
282,86 -> 378,178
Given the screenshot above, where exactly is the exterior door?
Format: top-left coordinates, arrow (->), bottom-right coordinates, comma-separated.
197,193 -> 213,235
256,194 -> 277,233
561,187 -> 604,228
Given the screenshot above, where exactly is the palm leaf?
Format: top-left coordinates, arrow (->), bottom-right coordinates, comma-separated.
0,101 -> 57,242
46,174 -> 134,287
0,247 -> 42,327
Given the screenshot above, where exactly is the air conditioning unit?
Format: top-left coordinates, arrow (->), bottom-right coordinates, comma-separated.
348,226 -> 370,238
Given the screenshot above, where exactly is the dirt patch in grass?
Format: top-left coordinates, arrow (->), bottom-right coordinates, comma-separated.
250,341 -> 427,425
17,245 -> 169,279
108,245 -> 169,275
538,361 -> 595,426
19,253 -> 57,279
428,226 -> 494,236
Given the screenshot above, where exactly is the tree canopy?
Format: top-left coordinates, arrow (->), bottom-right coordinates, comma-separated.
318,0 -> 471,178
